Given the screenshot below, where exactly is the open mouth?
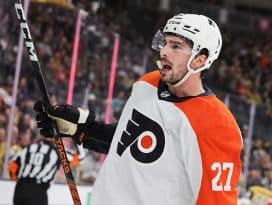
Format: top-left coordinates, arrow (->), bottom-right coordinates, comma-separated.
157,59 -> 173,73
160,59 -> 172,71
162,64 -> 172,70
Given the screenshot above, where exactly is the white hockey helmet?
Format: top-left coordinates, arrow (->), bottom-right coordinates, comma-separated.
152,13 -> 222,71
152,13 -> 222,87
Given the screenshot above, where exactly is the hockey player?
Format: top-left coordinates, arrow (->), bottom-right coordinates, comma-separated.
34,13 -> 243,204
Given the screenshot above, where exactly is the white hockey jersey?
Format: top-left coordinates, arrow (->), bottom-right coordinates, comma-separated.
91,71 -> 243,205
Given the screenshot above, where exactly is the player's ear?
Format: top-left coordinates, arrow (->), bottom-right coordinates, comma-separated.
190,54 -> 207,70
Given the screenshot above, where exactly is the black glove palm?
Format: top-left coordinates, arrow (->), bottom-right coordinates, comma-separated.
34,101 -> 95,144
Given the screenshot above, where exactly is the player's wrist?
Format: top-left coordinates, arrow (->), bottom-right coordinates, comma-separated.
73,124 -> 88,144
72,108 -> 95,144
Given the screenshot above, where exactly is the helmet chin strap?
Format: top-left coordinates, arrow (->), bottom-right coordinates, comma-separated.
168,68 -> 193,87
167,54 -> 196,87
168,52 -> 211,87
156,51 -> 210,88
156,59 -> 194,87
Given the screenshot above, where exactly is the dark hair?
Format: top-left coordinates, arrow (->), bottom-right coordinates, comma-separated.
199,48 -> 209,79
164,32 -> 193,48
164,32 -> 210,58
198,48 -> 209,57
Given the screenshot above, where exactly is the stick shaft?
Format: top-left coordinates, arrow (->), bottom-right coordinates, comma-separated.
14,3 -> 81,205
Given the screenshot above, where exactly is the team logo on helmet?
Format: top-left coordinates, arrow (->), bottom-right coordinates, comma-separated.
117,109 -> 165,163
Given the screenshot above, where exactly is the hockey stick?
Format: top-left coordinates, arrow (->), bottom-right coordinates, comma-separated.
14,2 -> 82,204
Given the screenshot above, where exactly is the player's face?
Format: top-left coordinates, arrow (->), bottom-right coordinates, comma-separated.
159,35 -> 192,85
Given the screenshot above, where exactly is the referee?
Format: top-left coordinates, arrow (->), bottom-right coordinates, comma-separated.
9,138 -> 60,205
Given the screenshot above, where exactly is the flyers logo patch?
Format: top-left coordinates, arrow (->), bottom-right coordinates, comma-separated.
117,109 -> 165,163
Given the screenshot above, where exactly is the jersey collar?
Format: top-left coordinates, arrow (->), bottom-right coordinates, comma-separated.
157,80 -> 214,102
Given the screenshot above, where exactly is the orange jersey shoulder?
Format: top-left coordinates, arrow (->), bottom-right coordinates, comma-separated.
175,95 -> 241,136
175,95 -> 242,205
137,70 -> 160,87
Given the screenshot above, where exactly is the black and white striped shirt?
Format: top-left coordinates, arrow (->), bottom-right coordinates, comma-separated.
11,139 -> 60,185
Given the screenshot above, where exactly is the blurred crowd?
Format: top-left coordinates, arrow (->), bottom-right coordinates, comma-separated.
246,139 -> 272,190
0,0 -> 272,199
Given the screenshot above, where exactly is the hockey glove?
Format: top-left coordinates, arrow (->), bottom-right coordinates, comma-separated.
34,101 -> 95,144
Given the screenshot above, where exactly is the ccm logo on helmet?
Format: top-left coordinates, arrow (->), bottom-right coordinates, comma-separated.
168,20 -> 181,25
117,109 -> 165,163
